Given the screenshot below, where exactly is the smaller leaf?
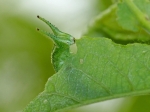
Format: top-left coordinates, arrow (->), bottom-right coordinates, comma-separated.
84,4 -> 150,43
117,0 -> 150,33
117,1 -> 139,32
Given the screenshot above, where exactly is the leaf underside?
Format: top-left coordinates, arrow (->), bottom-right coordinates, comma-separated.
24,37 -> 150,112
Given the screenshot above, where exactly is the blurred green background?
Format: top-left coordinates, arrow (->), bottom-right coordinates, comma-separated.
1,0 -> 150,112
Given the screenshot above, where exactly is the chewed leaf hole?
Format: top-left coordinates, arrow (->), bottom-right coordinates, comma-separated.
70,43 -> 77,54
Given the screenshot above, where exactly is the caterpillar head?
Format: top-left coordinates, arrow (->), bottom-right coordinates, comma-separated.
37,15 -> 75,47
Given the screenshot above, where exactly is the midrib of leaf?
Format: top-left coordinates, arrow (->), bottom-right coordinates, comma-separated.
124,0 -> 150,33
24,37 -> 150,112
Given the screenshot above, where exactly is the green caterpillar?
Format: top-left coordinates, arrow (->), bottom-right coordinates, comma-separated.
37,15 -> 75,72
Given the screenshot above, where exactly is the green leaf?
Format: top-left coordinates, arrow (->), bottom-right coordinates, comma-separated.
117,0 -> 150,33
24,36 -> 150,112
84,3 -> 150,43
